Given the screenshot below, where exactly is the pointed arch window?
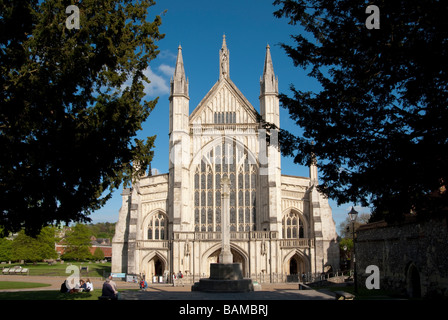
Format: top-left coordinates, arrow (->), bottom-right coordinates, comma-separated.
282,211 -> 305,239
194,138 -> 257,232
147,212 -> 167,240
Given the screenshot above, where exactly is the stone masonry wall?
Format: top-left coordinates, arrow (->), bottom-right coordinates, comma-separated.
356,216 -> 448,298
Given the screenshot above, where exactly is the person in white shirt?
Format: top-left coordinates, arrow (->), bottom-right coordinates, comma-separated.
85,278 -> 93,292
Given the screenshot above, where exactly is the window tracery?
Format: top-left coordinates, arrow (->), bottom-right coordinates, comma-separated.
282,211 -> 305,239
147,212 -> 167,240
194,138 -> 257,232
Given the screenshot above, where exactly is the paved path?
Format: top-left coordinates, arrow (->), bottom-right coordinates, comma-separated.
0,275 -> 335,300
120,289 -> 335,300
121,283 -> 335,300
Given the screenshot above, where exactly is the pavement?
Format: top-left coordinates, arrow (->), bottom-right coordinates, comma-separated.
0,275 -> 336,300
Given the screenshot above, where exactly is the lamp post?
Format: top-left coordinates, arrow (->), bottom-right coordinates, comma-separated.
348,206 -> 358,294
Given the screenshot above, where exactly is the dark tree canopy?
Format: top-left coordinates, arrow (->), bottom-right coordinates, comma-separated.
0,0 -> 164,236
273,0 -> 448,222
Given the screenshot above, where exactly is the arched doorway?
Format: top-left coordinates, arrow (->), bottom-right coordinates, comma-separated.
406,263 -> 421,298
286,252 -> 308,282
144,253 -> 166,283
290,258 -> 298,275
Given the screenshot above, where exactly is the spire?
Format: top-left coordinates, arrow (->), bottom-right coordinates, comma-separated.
222,34 -> 227,49
260,44 -> 278,94
263,44 -> 275,77
171,45 -> 188,96
219,34 -> 229,80
174,45 -> 186,81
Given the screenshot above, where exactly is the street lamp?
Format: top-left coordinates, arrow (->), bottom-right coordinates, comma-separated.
348,206 -> 358,294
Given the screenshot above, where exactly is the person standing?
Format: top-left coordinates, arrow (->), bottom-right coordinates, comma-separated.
177,271 -> 184,287
172,272 -> 177,286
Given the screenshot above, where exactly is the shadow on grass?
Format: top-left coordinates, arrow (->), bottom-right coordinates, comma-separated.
0,290 -> 103,300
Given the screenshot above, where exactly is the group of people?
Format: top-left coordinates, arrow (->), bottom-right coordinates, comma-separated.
172,271 -> 184,287
59,275 -> 120,300
137,270 -> 184,291
59,271 -> 190,299
60,278 -> 93,293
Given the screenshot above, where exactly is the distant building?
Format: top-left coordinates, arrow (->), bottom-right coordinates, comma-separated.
55,234 -> 112,260
89,236 -> 112,260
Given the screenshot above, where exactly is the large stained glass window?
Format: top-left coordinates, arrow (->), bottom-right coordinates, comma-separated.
194,138 -> 257,232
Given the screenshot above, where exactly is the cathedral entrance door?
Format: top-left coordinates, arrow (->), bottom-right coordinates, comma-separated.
146,255 -> 165,283
287,254 -> 306,282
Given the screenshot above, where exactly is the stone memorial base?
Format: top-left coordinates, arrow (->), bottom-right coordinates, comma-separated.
192,263 -> 254,293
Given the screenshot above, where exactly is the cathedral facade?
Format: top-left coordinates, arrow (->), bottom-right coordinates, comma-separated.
112,37 -> 339,282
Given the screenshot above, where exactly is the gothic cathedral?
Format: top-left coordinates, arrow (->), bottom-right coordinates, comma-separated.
112,37 -> 339,282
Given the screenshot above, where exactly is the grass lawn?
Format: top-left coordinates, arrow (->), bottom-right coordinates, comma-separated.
0,262 -> 114,300
0,289 -> 105,300
2,261 -> 111,278
0,281 -> 51,290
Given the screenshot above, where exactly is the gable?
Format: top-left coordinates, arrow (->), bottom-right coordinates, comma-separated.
189,78 -> 259,125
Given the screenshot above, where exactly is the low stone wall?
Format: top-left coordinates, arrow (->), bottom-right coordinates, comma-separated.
356,216 -> 448,298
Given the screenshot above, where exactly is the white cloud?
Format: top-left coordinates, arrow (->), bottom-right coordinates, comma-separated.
158,64 -> 175,77
158,49 -> 177,61
144,66 -> 170,97
119,65 -> 172,98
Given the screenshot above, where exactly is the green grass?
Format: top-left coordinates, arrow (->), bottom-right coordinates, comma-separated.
0,262 -> 114,300
0,281 -> 51,290
3,262 -> 111,278
0,289 -> 105,300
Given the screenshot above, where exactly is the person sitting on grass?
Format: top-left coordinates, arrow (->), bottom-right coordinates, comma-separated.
79,279 -> 86,292
102,278 -> 119,300
85,279 -> 93,292
60,280 -> 69,293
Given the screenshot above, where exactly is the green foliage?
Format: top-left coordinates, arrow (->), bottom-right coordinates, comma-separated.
0,0 -> 164,236
86,222 -> 116,239
93,247 -> 105,260
0,237 -> 12,261
339,238 -> 353,253
61,224 -> 92,261
10,226 -> 58,262
273,0 -> 448,222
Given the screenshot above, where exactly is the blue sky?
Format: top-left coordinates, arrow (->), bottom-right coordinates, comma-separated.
90,0 -> 369,232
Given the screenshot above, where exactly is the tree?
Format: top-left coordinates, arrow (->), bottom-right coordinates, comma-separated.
10,226 -> 58,262
93,247 -> 105,260
273,0 -> 448,222
0,0 -> 164,236
0,237 -> 12,262
61,223 -> 92,261
86,222 -> 116,239
338,213 -> 370,238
